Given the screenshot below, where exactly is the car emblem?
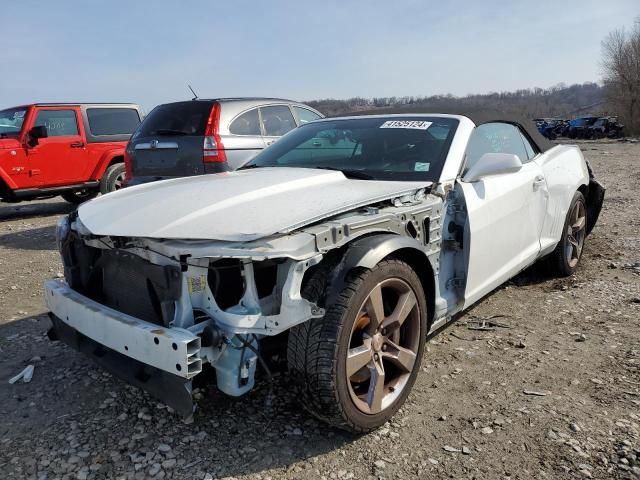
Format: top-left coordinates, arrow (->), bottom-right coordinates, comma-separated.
150,140 -> 159,149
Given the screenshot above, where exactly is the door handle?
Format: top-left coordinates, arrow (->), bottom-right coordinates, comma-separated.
533,176 -> 545,191
70,142 -> 84,148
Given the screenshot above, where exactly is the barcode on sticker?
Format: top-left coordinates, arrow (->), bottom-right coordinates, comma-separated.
188,275 -> 206,294
380,120 -> 432,130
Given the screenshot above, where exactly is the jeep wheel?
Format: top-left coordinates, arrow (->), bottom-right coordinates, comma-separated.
61,189 -> 98,205
100,163 -> 126,194
288,259 -> 427,432
548,191 -> 587,276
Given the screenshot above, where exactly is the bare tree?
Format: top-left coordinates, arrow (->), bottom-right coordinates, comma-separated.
601,18 -> 640,134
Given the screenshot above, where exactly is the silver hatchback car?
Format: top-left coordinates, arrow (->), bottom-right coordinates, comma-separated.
124,98 -> 323,186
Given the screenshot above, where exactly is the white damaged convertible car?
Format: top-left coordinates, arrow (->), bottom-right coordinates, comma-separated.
46,112 -> 604,432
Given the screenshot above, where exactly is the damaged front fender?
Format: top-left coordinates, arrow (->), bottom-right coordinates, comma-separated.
584,161 -> 606,236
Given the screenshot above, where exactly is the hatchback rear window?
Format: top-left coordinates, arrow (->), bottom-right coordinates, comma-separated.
87,108 -> 141,136
137,101 -> 213,137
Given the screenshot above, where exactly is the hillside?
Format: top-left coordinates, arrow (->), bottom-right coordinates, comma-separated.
306,82 -> 607,119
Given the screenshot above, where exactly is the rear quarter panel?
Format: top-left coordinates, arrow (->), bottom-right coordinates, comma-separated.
534,145 -> 589,254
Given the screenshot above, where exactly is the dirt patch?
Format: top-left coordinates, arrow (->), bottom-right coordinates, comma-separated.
0,141 -> 638,479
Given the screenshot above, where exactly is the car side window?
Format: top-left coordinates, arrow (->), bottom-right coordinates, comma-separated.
464,122 -> 529,172
34,109 -> 79,137
293,106 -> 322,125
87,108 -> 140,136
519,131 -> 537,160
260,105 -> 296,137
229,108 -> 261,136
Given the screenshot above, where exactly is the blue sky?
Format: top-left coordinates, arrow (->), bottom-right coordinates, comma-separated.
2,1 -> 637,112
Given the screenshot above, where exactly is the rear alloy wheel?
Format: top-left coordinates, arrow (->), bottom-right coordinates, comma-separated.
288,259 -> 427,432
100,163 -> 126,194
548,191 -> 587,276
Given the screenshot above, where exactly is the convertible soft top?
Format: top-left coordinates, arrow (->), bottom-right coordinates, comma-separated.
340,106 -> 555,153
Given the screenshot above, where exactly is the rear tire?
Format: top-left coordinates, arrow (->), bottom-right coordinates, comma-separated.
547,191 -> 587,276
287,259 -> 427,433
100,163 -> 126,194
61,189 -> 98,205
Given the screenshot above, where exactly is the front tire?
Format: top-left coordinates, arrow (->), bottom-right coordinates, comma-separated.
288,259 -> 427,433
548,191 -> 587,276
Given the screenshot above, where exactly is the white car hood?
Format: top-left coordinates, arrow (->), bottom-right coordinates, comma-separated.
78,167 -> 430,241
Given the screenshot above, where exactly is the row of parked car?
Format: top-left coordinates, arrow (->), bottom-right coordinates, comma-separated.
535,116 -> 625,140
0,98 -> 323,203
0,97 -> 621,205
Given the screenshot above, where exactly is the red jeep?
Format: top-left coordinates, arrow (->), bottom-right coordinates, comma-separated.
0,103 -> 142,204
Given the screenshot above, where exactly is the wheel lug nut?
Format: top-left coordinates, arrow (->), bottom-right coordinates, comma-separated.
374,353 -> 379,361
382,344 -> 387,351
381,328 -> 387,335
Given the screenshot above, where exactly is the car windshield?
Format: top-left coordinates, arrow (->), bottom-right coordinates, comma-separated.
243,116 -> 459,182
0,108 -> 27,136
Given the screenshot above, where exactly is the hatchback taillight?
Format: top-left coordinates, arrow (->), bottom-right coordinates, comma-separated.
123,147 -> 133,183
203,102 -> 226,163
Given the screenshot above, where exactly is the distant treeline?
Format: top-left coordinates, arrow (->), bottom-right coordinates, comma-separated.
306,82 -> 608,119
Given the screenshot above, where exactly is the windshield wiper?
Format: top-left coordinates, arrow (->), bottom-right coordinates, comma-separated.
150,129 -> 188,136
312,166 -> 375,180
237,163 -> 261,170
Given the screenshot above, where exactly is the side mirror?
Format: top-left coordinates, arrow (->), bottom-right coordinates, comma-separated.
462,153 -> 522,183
27,125 -> 48,146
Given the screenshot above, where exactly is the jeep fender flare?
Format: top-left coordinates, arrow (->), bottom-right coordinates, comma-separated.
0,167 -> 19,200
89,148 -> 125,180
323,234 -> 435,323
0,166 -> 18,190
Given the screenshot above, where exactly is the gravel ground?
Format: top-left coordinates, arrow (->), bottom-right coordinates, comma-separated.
0,140 -> 638,480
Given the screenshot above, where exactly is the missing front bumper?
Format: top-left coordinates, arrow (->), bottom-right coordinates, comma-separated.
48,314 -> 194,416
45,280 -> 202,377
44,279 -> 203,416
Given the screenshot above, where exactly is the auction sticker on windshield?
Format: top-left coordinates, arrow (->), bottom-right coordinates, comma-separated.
379,120 -> 432,130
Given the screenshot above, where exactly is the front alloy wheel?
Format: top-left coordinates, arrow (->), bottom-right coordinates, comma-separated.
347,278 -> 420,414
288,259 -> 427,432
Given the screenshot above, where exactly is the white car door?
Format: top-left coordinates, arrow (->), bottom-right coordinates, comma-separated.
460,123 -> 547,308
